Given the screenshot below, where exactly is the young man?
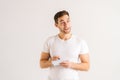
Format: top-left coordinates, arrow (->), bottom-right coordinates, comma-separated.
40,10 -> 90,80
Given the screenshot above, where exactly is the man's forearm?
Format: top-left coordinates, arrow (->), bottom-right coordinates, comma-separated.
40,60 -> 52,68
71,62 -> 90,71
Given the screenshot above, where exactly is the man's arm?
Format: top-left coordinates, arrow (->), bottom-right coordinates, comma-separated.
40,52 -> 52,68
60,53 -> 90,71
72,53 -> 90,71
40,52 -> 60,68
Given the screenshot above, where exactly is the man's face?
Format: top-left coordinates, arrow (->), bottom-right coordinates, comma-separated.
55,15 -> 71,34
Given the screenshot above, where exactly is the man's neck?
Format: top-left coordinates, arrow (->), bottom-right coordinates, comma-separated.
58,33 -> 72,40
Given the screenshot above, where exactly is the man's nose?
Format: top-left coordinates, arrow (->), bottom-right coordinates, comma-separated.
64,22 -> 69,28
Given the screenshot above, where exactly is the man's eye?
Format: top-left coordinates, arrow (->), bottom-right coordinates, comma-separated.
60,22 -> 64,25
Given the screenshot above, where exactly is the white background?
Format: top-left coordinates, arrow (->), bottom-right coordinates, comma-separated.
0,0 -> 120,80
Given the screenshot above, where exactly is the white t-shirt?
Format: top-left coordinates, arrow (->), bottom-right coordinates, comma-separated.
42,34 -> 89,80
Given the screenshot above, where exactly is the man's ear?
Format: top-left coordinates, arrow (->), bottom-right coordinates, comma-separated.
55,23 -> 58,27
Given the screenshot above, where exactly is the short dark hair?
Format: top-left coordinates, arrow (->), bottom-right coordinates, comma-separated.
54,10 -> 69,24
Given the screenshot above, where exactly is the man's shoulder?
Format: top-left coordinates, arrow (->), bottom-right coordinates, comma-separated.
46,35 -> 57,42
73,35 -> 82,40
73,35 -> 86,43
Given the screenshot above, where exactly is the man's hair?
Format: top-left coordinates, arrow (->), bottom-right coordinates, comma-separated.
54,10 -> 69,24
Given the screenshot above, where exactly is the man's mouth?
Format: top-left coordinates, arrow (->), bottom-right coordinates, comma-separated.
64,28 -> 70,30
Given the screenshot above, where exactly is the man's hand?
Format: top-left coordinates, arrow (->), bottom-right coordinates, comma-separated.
60,61 -> 73,68
50,56 -> 61,66
50,56 -> 60,61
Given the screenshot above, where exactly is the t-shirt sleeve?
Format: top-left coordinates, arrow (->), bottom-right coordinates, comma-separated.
80,40 -> 89,54
42,38 -> 50,53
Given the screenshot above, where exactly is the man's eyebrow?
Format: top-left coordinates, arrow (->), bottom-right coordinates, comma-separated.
59,18 -> 70,22
60,20 -> 64,22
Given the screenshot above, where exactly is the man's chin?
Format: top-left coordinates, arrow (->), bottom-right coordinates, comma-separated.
64,30 -> 71,34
